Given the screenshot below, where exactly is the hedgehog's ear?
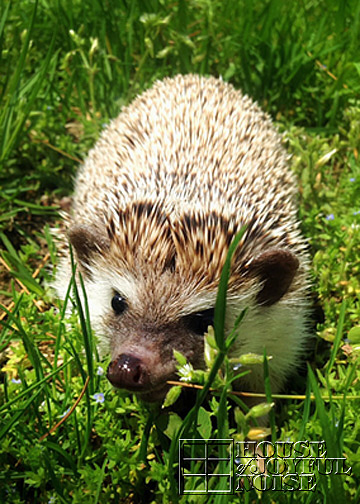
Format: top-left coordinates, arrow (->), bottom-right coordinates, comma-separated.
68,224 -> 110,268
248,249 -> 299,306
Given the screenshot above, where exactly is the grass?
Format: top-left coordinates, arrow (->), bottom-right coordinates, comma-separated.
1,0 -> 360,502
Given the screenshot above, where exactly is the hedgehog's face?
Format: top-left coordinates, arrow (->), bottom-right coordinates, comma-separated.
104,288 -> 216,402
69,219 -> 300,402
82,261 -> 220,402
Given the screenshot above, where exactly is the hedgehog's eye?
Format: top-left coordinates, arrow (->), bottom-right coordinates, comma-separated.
111,292 -> 127,315
183,308 -> 215,336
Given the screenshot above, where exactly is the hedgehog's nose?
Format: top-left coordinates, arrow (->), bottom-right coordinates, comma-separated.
107,354 -> 150,391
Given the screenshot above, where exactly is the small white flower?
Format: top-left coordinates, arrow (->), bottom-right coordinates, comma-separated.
178,363 -> 194,382
93,392 -> 105,404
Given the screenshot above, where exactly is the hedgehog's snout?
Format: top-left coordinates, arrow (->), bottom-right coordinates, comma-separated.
107,354 -> 150,391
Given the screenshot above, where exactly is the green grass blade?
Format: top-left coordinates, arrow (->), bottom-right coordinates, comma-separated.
307,365 -> 344,502
214,226 -> 247,351
298,376 -> 312,441
0,386 -> 44,440
263,350 -> 276,443
168,227 -> 248,499
326,299 -> 346,375
1,33 -> 58,160
0,0 -> 10,41
0,358 -> 72,414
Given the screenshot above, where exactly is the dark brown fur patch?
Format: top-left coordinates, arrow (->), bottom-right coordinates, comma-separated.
247,249 -> 299,305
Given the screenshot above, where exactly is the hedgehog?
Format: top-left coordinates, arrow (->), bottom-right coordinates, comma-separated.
54,74 -> 311,402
